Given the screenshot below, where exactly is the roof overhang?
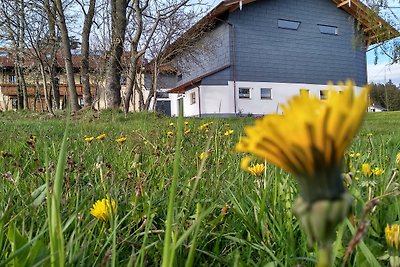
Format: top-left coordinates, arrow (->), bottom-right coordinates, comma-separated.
332,0 -> 399,45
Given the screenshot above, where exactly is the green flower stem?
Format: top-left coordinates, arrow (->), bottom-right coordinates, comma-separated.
317,244 -> 333,267
390,255 -> 400,267
162,104 -> 184,267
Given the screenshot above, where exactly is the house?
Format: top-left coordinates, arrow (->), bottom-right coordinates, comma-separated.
0,48 -> 91,111
166,0 -> 399,117
0,47 -> 173,113
368,103 -> 386,112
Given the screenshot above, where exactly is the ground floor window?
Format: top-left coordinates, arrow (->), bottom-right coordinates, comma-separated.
11,98 -> 17,109
320,90 -> 328,100
190,92 -> 196,104
300,89 -> 309,96
8,75 -> 16,84
260,88 -> 272,99
239,88 -> 250,99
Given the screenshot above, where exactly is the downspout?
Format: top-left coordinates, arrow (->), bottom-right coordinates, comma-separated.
230,22 -> 237,116
197,85 -> 201,117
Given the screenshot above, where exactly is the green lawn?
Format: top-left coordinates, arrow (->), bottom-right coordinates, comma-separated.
0,110 -> 399,266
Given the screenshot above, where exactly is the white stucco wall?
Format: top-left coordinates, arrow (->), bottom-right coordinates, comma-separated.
183,87 -> 200,117
170,81 -> 363,117
199,85 -> 233,116
232,81 -> 363,116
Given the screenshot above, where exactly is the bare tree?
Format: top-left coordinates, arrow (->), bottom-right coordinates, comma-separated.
76,0 -> 96,107
54,0 -> 80,112
0,0 -> 29,110
44,0 -> 61,109
104,0 -> 128,109
122,0 -> 201,113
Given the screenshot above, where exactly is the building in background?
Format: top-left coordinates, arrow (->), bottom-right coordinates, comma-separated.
166,0 -> 398,117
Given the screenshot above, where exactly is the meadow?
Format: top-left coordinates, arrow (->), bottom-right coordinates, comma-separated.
0,110 -> 399,267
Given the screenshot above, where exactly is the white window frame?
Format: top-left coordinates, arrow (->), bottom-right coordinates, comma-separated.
239,87 -> 251,99
300,89 -> 309,96
260,88 -> 272,99
320,90 -> 328,100
8,75 -> 16,84
190,92 -> 196,105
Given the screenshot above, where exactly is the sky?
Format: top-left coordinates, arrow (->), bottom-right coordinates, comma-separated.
202,0 -> 400,85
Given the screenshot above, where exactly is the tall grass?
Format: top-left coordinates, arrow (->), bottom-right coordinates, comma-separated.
0,110 -> 399,266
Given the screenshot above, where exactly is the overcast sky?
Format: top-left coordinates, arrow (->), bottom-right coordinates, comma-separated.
201,0 -> 400,85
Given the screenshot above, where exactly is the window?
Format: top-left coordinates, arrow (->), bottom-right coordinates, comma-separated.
11,98 -> 17,109
239,88 -> 250,99
260,88 -> 272,99
79,98 -> 85,106
300,89 -> 309,96
320,90 -> 328,100
177,73 -> 183,82
318,24 -> 338,35
278,19 -> 301,30
8,75 -> 16,84
190,92 -> 196,104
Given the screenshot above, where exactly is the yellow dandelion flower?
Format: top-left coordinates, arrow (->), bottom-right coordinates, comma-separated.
184,128 -> 191,135
386,224 -> 400,249
90,198 -> 117,221
96,133 -> 106,140
372,167 -> 384,176
185,121 -> 189,125
198,122 -> 213,131
199,152 -> 208,160
224,129 -> 234,136
84,137 -> 95,143
167,131 -> 174,137
362,163 -> 372,177
29,135 -> 37,142
236,82 -> 369,202
240,156 -> 252,170
169,122 -> 174,127
349,152 -> 355,158
356,153 -> 361,158
115,137 -> 126,143
247,163 -> 265,176
396,153 -> 400,165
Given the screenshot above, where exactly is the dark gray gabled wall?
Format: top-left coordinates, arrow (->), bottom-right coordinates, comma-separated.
175,22 -> 231,86
227,0 -> 367,86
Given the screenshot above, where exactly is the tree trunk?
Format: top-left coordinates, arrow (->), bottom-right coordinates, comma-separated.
18,65 -> 28,109
55,0 -> 80,112
135,80 -> 145,111
39,63 -> 54,114
14,61 -> 23,109
17,0 -> 28,109
104,0 -> 128,109
80,0 -> 96,107
144,60 -> 158,111
45,0 -> 60,109
123,52 -> 138,113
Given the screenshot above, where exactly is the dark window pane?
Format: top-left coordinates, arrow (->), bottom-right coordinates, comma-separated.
318,24 -> 338,35
239,88 -> 250,99
278,19 -> 301,30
